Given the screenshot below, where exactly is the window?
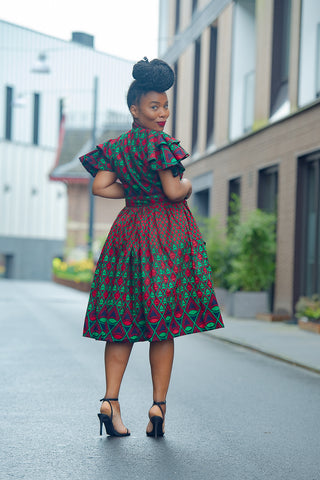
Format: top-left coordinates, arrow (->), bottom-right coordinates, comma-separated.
243,70 -> 255,133
229,0 -> 256,140
175,0 -> 180,33
172,62 -> 178,138
228,178 -> 241,215
228,178 -> 241,233
316,23 -> 320,97
192,173 -> 213,217
206,26 -> 218,146
270,0 -> 291,117
299,1 -> 320,106
5,86 -> 13,140
192,0 -> 198,14
258,165 -> 278,213
0,254 -> 14,278
193,189 -> 210,217
295,152 -> 320,299
33,93 -> 40,145
192,37 -> 201,153
59,98 -> 64,127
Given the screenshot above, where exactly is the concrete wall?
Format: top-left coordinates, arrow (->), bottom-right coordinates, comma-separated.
0,237 -> 64,280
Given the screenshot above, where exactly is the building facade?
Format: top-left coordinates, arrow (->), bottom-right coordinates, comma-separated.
0,21 -> 132,279
159,0 -> 320,315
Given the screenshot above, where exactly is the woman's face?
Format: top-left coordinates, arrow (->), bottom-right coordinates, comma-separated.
130,91 -> 169,131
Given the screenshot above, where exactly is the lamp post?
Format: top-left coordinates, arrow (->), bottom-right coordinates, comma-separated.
31,54 -> 99,258
88,77 -> 98,258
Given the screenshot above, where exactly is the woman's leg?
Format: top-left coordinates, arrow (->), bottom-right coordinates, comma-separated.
101,342 -> 133,434
147,339 -> 174,433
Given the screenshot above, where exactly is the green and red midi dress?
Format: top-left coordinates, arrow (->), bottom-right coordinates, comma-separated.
80,122 -> 224,342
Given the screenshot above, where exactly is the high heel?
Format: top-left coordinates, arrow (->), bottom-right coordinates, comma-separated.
98,398 -> 130,437
146,401 -> 166,438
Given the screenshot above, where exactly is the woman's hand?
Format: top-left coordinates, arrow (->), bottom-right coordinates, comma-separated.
92,170 -> 125,199
183,178 -> 192,199
158,170 -> 192,202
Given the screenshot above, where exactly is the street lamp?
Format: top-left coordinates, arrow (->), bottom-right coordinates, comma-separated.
31,54 -> 98,258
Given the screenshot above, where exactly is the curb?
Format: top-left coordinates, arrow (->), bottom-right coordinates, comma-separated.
210,335 -> 320,375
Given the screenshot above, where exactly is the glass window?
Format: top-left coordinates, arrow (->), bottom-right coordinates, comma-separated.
33,92 -> 40,145
296,153 -> 320,297
316,23 -> 320,97
258,165 -> 278,214
175,0 -> 180,33
228,178 -> 241,234
193,188 -> 210,217
192,0 -> 198,14
206,26 -> 218,146
243,70 -> 255,133
192,37 -> 201,153
228,177 -> 241,216
5,86 -> 13,140
229,0 -> 256,140
270,0 -> 291,118
298,0 -> 320,106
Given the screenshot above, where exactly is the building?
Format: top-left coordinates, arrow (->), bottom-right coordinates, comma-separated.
159,0 -> 320,315
0,20 -> 132,279
50,122 -> 129,251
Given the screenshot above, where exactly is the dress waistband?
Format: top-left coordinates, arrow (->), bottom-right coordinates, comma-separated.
125,198 -> 186,208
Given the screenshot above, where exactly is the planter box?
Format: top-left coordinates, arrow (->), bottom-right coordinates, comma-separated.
215,289 -> 270,318
53,275 -> 91,292
214,287 -> 232,316
298,318 -> 320,334
256,313 -> 291,322
230,291 -> 269,318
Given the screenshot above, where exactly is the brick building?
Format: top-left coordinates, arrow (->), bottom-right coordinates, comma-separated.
159,0 -> 320,315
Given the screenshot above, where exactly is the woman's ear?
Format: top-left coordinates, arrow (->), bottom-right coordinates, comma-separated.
130,104 -> 138,118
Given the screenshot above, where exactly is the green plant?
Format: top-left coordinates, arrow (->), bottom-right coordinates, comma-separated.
227,192 -> 241,235
52,257 -> 94,283
295,294 -> 320,322
196,215 -> 233,289
226,209 -> 276,292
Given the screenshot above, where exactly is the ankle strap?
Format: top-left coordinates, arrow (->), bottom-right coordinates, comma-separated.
153,400 -> 166,417
100,397 -> 118,402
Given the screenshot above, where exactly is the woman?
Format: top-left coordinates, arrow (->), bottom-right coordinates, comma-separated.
80,58 -> 224,438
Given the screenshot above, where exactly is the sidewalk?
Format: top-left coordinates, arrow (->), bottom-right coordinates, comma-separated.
211,316 -> 320,374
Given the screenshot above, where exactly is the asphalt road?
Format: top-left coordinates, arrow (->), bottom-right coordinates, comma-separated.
1,280 -> 319,480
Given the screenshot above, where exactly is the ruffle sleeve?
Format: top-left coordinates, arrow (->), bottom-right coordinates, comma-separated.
147,132 -> 189,177
79,142 -> 113,177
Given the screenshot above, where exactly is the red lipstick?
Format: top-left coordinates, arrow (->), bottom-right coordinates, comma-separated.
157,122 -> 166,127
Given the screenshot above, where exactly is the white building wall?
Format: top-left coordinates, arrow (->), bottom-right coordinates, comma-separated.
0,20 -> 133,278
0,21 -> 133,147
0,143 -> 67,239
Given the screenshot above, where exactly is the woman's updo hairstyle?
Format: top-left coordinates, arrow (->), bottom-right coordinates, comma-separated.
127,57 -> 174,109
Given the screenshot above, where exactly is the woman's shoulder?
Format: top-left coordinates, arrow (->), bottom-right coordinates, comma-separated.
97,129 -> 134,155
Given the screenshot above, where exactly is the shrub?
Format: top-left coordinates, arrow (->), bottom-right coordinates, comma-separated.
295,294 -> 320,321
226,209 -> 276,292
52,257 -> 95,283
197,215 -> 233,289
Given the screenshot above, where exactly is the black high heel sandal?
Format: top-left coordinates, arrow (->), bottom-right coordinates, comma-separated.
146,401 -> 166,438
98,398 -> 130,437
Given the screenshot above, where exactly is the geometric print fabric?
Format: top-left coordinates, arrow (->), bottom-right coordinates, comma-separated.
80,124 -> 224,343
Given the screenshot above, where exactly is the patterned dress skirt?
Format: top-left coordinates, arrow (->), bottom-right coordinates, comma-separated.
83,199 -> 224,342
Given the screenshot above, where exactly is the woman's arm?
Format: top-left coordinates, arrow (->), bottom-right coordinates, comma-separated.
92,170 -> 125,199
158,169 -> 192,202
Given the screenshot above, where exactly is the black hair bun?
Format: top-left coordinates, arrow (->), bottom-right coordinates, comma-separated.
132,57 -> 174,92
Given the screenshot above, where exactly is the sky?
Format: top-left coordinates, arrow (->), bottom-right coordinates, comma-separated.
0,0 -> 160,61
